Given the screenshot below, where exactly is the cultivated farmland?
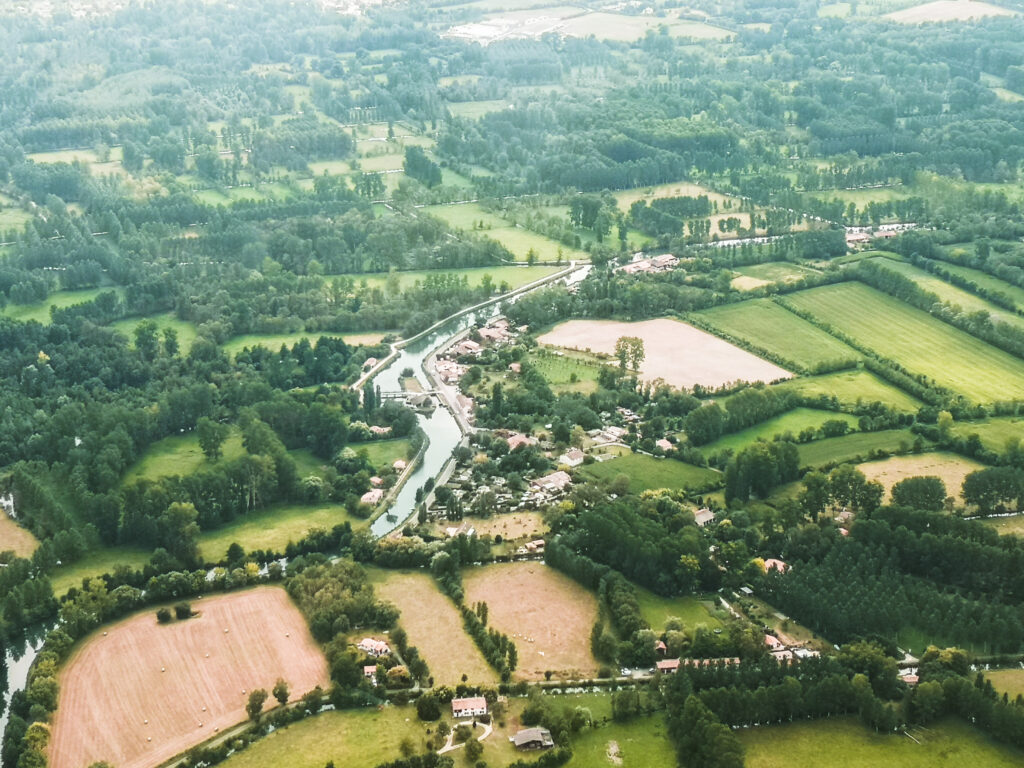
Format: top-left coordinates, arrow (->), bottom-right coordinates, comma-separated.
370,569 -> 498,685
699,408 -> 860,457
696,299 -> 861,372
581,453 -> 722,493
537,318 -> 792,389
784,283 -> 1024,402
772,369 -> 922,413
462,562 -> 600,680
935,261 -> 1024,311
50,588 -> 329,768
856,452 -> 986,502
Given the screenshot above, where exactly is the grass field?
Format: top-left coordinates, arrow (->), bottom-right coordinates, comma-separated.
370,569 -> 498,685
350,438 -> 411,469
122,430 -> 246,484
785,283 -> 1024,403
697,299 -> 860,372
886,0 -> 1016,22
50,547 -> 154,596
51,588 -> 329,768
556,12 -> 732,41
732,262 -> 819,288
109,313 -> 199,355
796,428 -> 921,467
742,717 -> 1024,768
566,716 -> 677,768
198,503 -> 366,563
772,369 -> 922,413
856,452 -> 985,502
634,586 -> 723,633
987,669 -> 1024,699
345,265 -> 561,293
446,100 -> 510,119
222,331 -> 386,360
528,349 -> 609,394
951,417 -> 1024,453
0,205 -> 31,230
0,515 -> 39,557
463,562 -> 599,680
581,453 -> 722,494
538,318 -> 792,390
431,511 -> 548,543
699,408 -> 860,457
613,181 -> 738,214
2,287 -> 121,324
867,257 -> 1024,332
936,262 -> 1024,310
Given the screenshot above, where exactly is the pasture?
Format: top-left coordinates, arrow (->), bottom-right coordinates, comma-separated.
346,265 -> 561,293
2,287 -> 122,325
462,562 -> 600,680
699,408 -> 860,457
742,717 -> 1024,768
856,452 -> 985,502
50,588 -> 329,768
784,283 -> 1024,403
538,318 -> 792,389
634,587 -> 724,633
934,261 -> 1024,311
772,369 -> 922,413
697,299 -> 861,372
732,261 -> 820,288
581,453 -> 722,494
369,569 -> 498,685
528,348 -> 609,394
0,515 -> 39,557
350,438 -> 411,469
221,331 -> 385,360
886,0 -> 1016,22
566,715 -> 677,768
980,515 -> 1024,537
122,430 -> 246,485
987,669 -> 1024,698
49,547 -> 153,597
108,313 -> 199,355
796,428 -> 921,468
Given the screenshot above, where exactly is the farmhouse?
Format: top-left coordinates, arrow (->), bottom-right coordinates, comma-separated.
451,696 -> 488,718
507,432 -> 538,451
656,658 -> 681,674
772,650 -> 794,662
512,727 -> 555,750
360,489 -> 384,505
363,357 -> 380,371
694,508 -> 715,527
369,425 -> 392,436
363,665 -> 377,684
394,459 -> 407,471
763,559 -> 788,573
655,640 -> 667,655
531,471 -> 572,494
558,448 -> 585,467
765,634 -> 784,651
357,638 -> 391,657
656,438 -> 674,452
453,339 -> 483,357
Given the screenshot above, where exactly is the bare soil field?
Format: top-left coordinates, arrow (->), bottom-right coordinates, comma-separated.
886,0 -> 1016,22
537,318 -> 791,390
50,587 -> 329,768
371,570 -> 497,685
0,515 -> 39,557
462,562 -> 599,680
856,452 -> 985,502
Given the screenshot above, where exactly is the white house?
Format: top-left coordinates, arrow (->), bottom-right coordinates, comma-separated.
451,696 -> 488,718
357,638 -> 391,657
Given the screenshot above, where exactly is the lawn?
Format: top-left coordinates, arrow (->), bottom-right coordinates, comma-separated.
198,503 -> 367,563
350,438 -> 411,469
122,430 -> 246,484
108,313 -> 199,354
936,262 -> 1024,311
368,569 -> 498,685
634,586 -> 723,633
742,716 -> 1024,768
0,515 -> 39,557
581,453 -> 722,494
697,299 -> 861,372
49,546 -> 154,597
345,265 -> 562,293
772,369 -> 922,413
222,331 -> 386,360
796,428 -> 922,468
463,562 -> 600,680
2,287 -> 122,325
856,452 -> 986,502
699,408 -> 860,457
987,669 -> 1024,698
566,716 -> 677,768
784,282 -> 1024,403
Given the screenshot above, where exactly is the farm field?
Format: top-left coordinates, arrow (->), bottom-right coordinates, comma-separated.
538,318 -> 792,389
2,287 -> 122,324
796,428 -> 921,468
462,562 -> 600,680
697,298 -> 860,372
987,669 -> 1024,698
699,408 -> 860,457
951,417 -> 1024,453
867,257 -> 1024,331
886,0 -> 1017,22
50,588 -> 329,768
122,430 -> 246,485
856,452 -> 985,502
221,331 -> 386,360
771,369 -> 922,413
634,586 -> 724,633
936,262 -> 1024,310
350,438 -> 411,468
198,503 -> 366,563
784,283 -> 1024,403
581,453 -> 722,494
108,313 -> 199,355
345,265 -> 562,293
566,715 -> 677,768
49,547 -> 153,597
0,515 -> 39,557
742,716 -> 1024,768
731,261 -> 820,289
369,569 -> 498,685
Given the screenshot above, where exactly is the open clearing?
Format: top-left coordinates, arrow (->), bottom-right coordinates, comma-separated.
51,588 -> 329,768
528,348 -> 608,394
936,262 -> 1024,311
222,331 -> 385,360
613,181 -> 738,214
856,452 -> 985,502
634,586 -> 723,633
796,428 -> 921,467
350,438 -> 411,468
50,546 -> 153,597
345,265 -> 561,293
987,669 -> 1024,698
581,453 -> 721,493
697,299 -> 860,372
109,313 -> 199,355
732,262 -> 819,288
462,562 -> 599,680
122,430 -> 246,485
0,515 -> 39,557
886,0 -> 1016,23
538,318 -> 792,389
784,283 -> 1024,403
2,287 -> 122,325
742,716 -> 1024,767
699,408 -> 860,457
951,416 -> 1024,453
370,569 -> 497,685
772,369 -> 922,413
567,715 -> 677,768
432,511 -> 547,542
980,514 -> 1024,537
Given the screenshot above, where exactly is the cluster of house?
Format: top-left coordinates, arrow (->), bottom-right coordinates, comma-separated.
358,637 -> 392,685
517,538 -> 546,555
844,225 -> 913,249
449,698 -> 554,751
558,447 -> 585,467
616,252 -> 680,275
762,632 -> 820,663
359,458 -> 411,506
447,318 -> 518,360
587,425 -> 628,447
899,651 -> 920,687
655,657 -> 741,673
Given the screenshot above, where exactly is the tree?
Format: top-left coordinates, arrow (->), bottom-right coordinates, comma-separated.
134,320 -> 160,362
156,607 -> 172,623
273,678 -> 290,706
891,476 -> 946,511
197,417 -> 229,461
163,327 -> 179,357
174,601 -> 192,620
614,336 -> 645,371
464,738 -> 483,762
799,471 -> 830,521
417,693 -> 441,721
246,688 -> 269,721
